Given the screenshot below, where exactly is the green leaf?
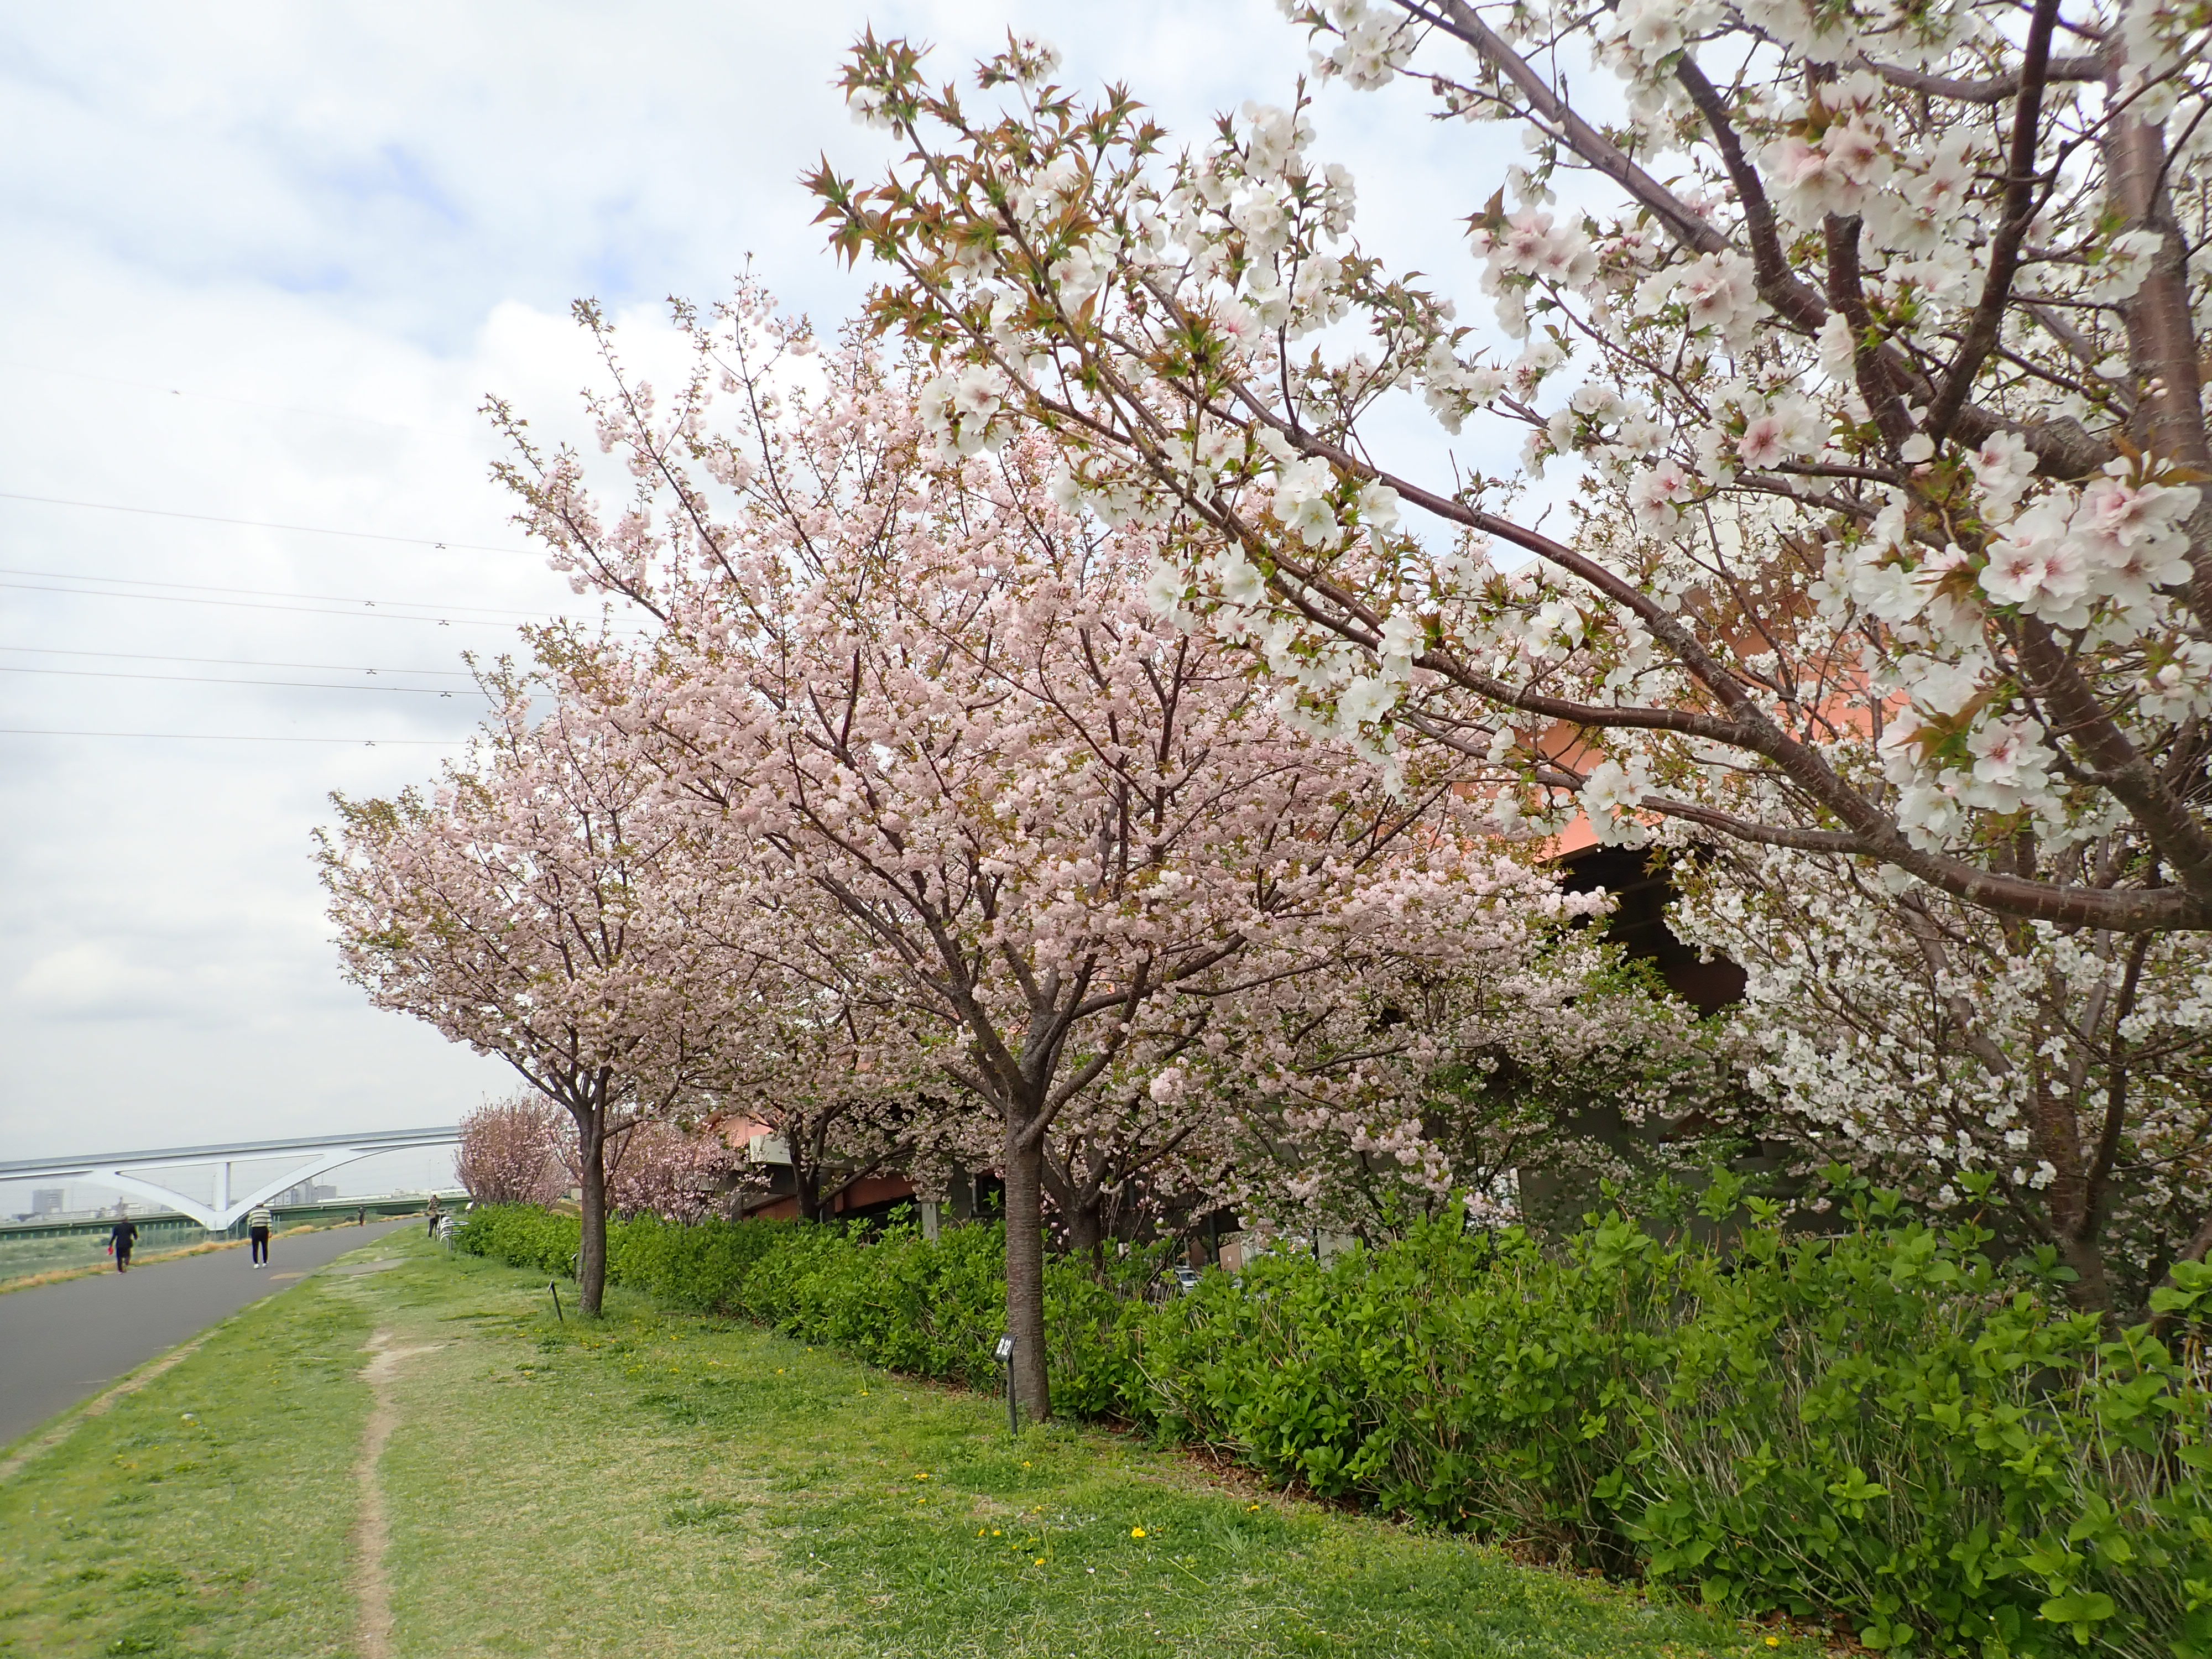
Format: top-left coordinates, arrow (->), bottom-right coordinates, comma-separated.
1828,1467 -> 1888,1505
2039,1589 -> 2117,1641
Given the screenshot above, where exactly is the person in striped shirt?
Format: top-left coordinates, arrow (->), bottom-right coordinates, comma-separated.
247,1204 -> 273,1267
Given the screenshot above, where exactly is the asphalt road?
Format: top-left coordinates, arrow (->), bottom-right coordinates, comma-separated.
0,1218 -> 417,1450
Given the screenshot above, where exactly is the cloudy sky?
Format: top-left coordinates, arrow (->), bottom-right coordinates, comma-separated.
0,0 -> 1510,1205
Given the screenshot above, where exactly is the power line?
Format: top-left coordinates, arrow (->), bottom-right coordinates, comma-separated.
0,729 -> 464,745
0,489 -> 531,554
0,565 -> 560,619
0,580 -> 560,629
0,361 -> 413,430
0,645 -> 480,677
0,665 -> 493,696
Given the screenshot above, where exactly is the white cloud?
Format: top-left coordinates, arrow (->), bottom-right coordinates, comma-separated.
12,943 -> 188,1021
0,0 -> 1531,1162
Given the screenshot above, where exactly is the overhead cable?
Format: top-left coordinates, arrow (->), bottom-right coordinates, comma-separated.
0,489 -> 530,554
0,580 -> 570,629
0,565 -> 561,618
0,645 -> 479,677
0,728 -> 463,745
0,664 -> 492,696
0,361 -> 413,430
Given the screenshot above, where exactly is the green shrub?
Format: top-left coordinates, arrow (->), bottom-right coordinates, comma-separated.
736,1215 -> 1007,1386
455,1193 -> 2212,1657
453,1204 -> 580,1276
605,1212 -> 786,1313
1129,1191 -> 2212,1659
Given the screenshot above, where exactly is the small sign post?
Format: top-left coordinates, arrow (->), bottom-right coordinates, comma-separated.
994,1333 -> 1018,1437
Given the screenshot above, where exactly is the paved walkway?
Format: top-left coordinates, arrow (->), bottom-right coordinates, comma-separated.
0,1218 -> 416,1449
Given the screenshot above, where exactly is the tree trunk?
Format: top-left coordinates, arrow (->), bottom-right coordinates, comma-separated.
947,1165 -> 975,1223
795,1152 -> 824,1225
2023,1072 -> 2115,1316
1003,1128 -> 1051,1422
575,1108 -> 608,1317
1039,1150 -> 1100,1261
2058,1226 -> 2115,1317
1064,1195 -> 1105,1274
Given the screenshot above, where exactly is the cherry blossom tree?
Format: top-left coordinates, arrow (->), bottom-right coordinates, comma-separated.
1671,846 -> 2212,1309
1035,1065 -> 1237,1261
318,675 -> 728,1316
455,1093 -> 564,1207
598,1117 -> 749,1223
1207,930 -> 1750,1241
669,883 -> 943,1224
813,3 -> 2212,945
488,303 -> 1612,1416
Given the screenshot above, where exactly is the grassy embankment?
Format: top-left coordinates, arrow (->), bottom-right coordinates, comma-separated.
0,1222 -> 363,1296
0,1233 -> 1822,1658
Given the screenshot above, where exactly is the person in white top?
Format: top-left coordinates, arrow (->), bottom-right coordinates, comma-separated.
247,1204 -> 273,1267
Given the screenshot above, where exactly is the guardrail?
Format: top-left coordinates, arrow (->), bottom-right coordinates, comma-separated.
0,1192 -> 466,1246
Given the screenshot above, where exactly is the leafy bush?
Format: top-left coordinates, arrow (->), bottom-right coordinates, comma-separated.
734,1215 -> 1007,1387
455,1203 -> 580,1277
456,1191 -> 2212,1657
457,1203 -> 1166,1401
1140,1196 -> 2212,1657
604,1211 -> 785,1313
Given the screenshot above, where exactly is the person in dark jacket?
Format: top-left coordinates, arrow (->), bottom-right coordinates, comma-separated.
108,1217 -> 139,1273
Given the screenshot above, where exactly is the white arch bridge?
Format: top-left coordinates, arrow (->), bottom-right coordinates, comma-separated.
0,1126 -> 462,1231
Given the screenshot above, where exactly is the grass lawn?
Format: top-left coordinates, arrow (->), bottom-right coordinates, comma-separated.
0,1233 -> 1823,1658
0,1222 -> 368,1297
0,1234 -> 116,1277
0,1232 -> 176,1286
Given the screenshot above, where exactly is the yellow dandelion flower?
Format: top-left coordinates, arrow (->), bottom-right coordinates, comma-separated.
1130,1527 -> 1146,1539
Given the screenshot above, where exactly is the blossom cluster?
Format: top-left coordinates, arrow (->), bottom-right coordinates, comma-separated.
812,0 -> 2212,946
1672,844 -> 2212,1306
797,2 -> 2212,1308
460,294 -> 1749,1266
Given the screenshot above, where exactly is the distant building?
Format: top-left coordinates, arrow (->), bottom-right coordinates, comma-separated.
29,1188 -> 64,1217
275,1181 -> 339,1207
1554,844 -> 1747,1014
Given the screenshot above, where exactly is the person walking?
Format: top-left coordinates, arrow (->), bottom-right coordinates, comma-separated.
357,1204 -> 366,1227
424,1194 -> 442,1240
108,1216 -> 138,1273
247,1203 -> 273,1268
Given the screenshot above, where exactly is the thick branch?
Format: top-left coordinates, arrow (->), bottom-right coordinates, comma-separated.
2102,46 -> 2212,629
1413,0 -> 1726,255
1926,0 -> 2064,446
1855,52 -> 2103,104
1673,57 -> 1828,334
2012,618 -> 2212,904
